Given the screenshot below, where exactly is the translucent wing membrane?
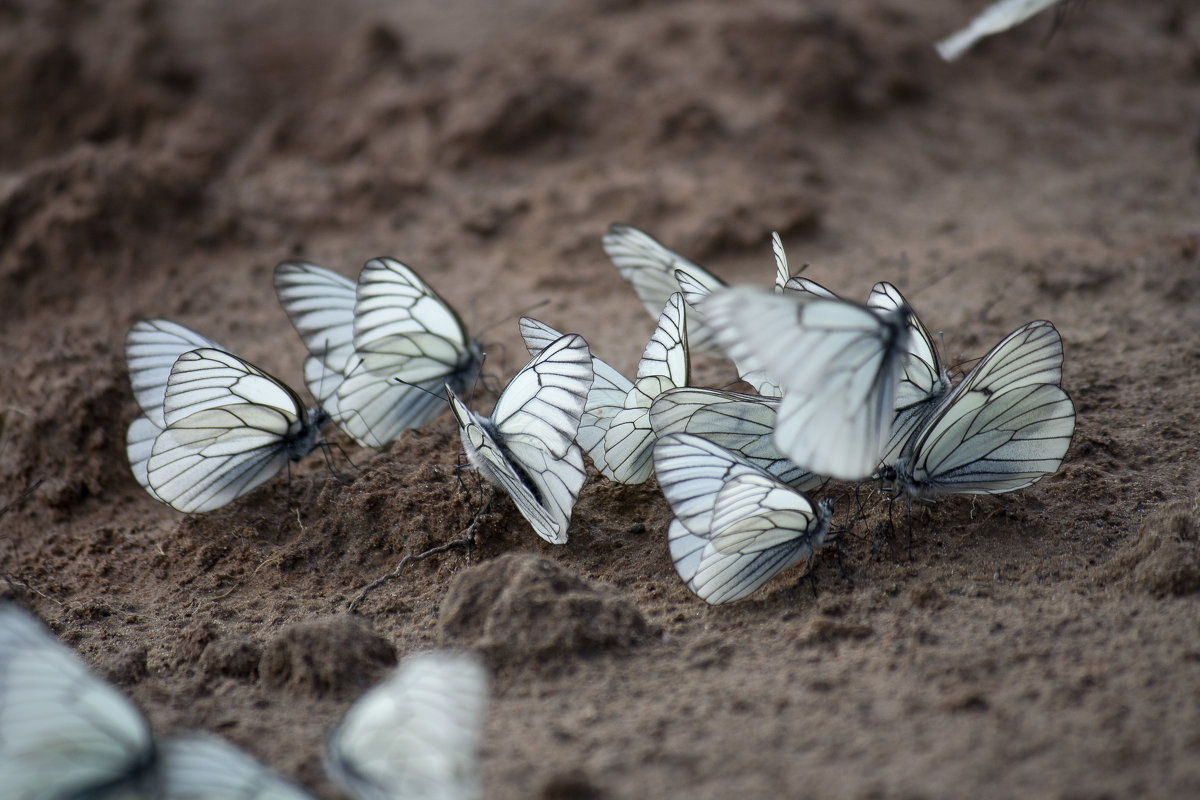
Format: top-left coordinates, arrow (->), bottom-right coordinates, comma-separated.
653,434 -> 835,605
327,652 -> 489,800
273,261 -> 358,419
126,319 -> 225,428
147,348 -> 324,513
867,281 -> 952,466
0,605 -> 156,800
602,223 -> 724,355
882,320 -> 1074,497
160,736 -> 316,800
448,332 -> 593,544
702,287 -> 911,480
648,388 -> 821,492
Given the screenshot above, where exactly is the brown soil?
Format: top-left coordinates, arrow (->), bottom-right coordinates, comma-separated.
3,1 -> 1200,798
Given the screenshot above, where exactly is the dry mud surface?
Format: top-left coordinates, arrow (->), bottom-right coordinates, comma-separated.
3,1 -> 1200,798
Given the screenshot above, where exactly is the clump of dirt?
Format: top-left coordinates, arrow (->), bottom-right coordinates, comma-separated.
439,553 -> 650,671
1103,499 -> 1200,597
261,615 -> 396,698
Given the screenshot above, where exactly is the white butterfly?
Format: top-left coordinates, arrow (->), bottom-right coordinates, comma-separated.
602,223 -> 724,356
276,258 -> 484,448
878,320 -> 1075,497
125,319 -> 225,500
273,261 -> 359,430
653,434 -> 835,605
603,224 -> 801,395
520,296 -> 688,484
648,387 -> 821,492
702,286 -> 913,481
447,332 -> 593,544
146,348 -> 328,513
326,652 -> 489,800
159,735 -> 316,800
937,0 -> 1067,62
0,603 -> 314,800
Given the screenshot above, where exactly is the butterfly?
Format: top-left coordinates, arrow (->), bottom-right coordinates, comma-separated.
326,651 -> 489,800
878,319 -> 1075,497
0,603 -> 315,800
275,257 -> 484,448
603,224 -> 797,394
652,434 -> 836,605
146,347 -> 329,513
125,319 -> 225,501
446,331 -> 593,544
520,295 -> 688,484
701,286 -> 913,481
648,387 -> 821,492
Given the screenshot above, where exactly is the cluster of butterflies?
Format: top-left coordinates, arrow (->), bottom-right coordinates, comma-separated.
0,603 -> 489,800
124,224 -> 1075,606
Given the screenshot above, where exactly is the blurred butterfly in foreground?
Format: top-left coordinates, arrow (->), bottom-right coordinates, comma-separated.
0,602 -> 315,800
702,286 -> 913,481
327,651 -> 490,800
878,320 -> 1075,498
275,257 -> 484,448
126,328 -> 329,513
653,433 -> 836,605
520,294 -> 689,484
447,330 -> 593,544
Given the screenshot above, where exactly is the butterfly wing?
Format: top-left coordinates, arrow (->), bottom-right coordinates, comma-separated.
652,433 -> 765,538
148,349 -> 316,513
0,605 -> 156,800
127,414 -> 162,499
273,261 -> 358,419
518,317 -> 632,466
160,735 -> 316,800
648,388 -> 821,492
867,282 -> 951,465
686,474 -> 834,605
340,257 -> 482,446
327,652 -> 489,800
491,333 -> 593,460
900,382 -> 1076,496
601,295 -> 689,484
703,287 -> 911,480
447,389 -> 583,545
125,319 -> 225,428
770,232 -> 790,293
602,223 -> 724,355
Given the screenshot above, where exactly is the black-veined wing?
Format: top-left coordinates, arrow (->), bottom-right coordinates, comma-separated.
601,223 -> 725,355
0,604 -> 158,800
599,293 -> 689,484
519,317 -> 631,467
326,652 -> 489,800
867,282 -> 952,465
339,257 -> 484,447
702,286 -> 911,480
648,387 -> 821,492
159,735 -> 315,800
653,434 -> 834,605
124,320 -> 226,499
147,348 -> 327,513
273,261 -> 358,425
447,333 -> 593,544
881,321 -> 1074,497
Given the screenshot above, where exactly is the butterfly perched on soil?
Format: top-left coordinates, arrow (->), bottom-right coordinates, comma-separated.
446,331 -> 593,544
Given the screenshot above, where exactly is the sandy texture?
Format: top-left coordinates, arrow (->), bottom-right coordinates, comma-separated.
3,1 -> 1200,797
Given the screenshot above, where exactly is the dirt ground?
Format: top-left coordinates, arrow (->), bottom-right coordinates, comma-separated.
3,1 -> 1200,797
